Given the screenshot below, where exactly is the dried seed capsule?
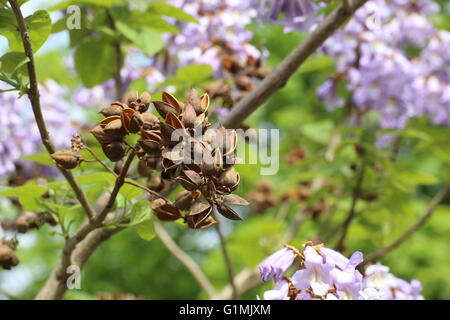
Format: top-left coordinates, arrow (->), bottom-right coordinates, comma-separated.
51,150 -> 81,170
162,91 -> 183,114
137,159 -> 153,177
103,118 -> 125,136
100,102 -> 127,117
126,91 -> 151,113
217,203 -> 242,220
177,170 -> 202,191
90,125 -> 116,144
13,211 -> 40,233
0,245 -> 19,270
186,214 -> 216,229
141,113 -> 160,130
129,112 -> 144,133
153,101 -> 179,118
151,198 -> 182,222
182,103 -> 197,128
102,141 -> 126,162
174,190 -> 198,211
218,167 -> 240,192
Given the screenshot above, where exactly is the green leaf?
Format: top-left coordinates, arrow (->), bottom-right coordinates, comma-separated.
75,172 -> 116,185
0,184 -> 47,211
3,10 -> 52,53
174,64 -> 213,84
115,21 -> 164,56
147,2 -> 198,23
134,219 -> 155,241
50,0 -> 124,10
119,182 -> 143,200
0,52 -> 29,75
127,200 -> 152,226
21,153 -> 53,166
74,37 -> 116,87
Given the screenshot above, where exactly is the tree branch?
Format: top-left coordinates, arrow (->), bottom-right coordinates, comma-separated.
362,183 -> 450,267
106,11 -> 123,100
221,0 -> 368,129
154,222 -> 217,298
8,0 -> 95,222
35,226 -> 124,300
335,160 -> 366,251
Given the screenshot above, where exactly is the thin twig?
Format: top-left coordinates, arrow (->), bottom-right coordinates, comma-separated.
221,0 -> 369,129
106,11 -> 123,100
154,222 -> 217,298
84,146 -> 169,201
214,222 -> 237,299
8,0 -> 95,222
335,160 -> 367,251
362,183 -> 450,267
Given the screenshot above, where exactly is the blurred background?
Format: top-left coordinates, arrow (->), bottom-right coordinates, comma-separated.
1,0 -> 450,300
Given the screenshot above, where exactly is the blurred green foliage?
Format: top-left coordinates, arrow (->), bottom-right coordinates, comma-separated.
0,0 -> 450,300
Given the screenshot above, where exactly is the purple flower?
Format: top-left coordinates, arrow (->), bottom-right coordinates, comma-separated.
254,0 -> 322,32
258,243 -> 425,300
318,0 -> 450,144
259,247 -> 297,282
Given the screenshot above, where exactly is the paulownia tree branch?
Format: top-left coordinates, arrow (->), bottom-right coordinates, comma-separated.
362,183 -> 450,267
8,0 -> 95,222
154,222 -> 217,298
213,0 -> 369,299
221,0 -> 368,129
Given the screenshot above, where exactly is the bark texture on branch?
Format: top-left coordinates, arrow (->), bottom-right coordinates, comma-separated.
221,0 -> 368,129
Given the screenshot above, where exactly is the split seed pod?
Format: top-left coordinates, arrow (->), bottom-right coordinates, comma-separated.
151,198 -> 182,222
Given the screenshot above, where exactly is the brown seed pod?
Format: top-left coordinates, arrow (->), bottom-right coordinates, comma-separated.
222,194 -> 249,206
217,167 -> 240,192
162,91 -> 183,114
126,91 -> 151,113
216,203 -> 242,220
141,113 -> 160,130
51,150 -> 82,170
177,170 -> 202,191
100,102 -> 127,117
182,103 -> 197,128
102,115 -> 126,137
186,214 -> 216,229
189,198 -> 212,216
0,245 -> 19,270
153,101 -> 179,118
102,141 -> 126,162
151,198 -> 182,222
13,211 -> 40,233
174,190 -> 200,211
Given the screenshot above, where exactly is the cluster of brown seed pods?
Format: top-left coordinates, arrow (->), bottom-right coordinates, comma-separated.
87,89 -> 248,229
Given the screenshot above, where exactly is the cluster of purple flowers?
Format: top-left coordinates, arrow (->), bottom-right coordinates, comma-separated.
259,243 -> 423,300
318,0 -> 450,133
0,80 -> 79,177
253,0 -> 321,32
72,0 -> 264,108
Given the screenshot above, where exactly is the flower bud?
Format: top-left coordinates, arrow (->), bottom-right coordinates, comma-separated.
51,150 -> 81,170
